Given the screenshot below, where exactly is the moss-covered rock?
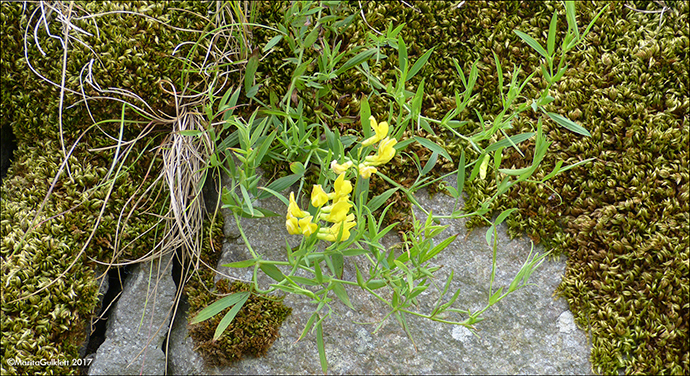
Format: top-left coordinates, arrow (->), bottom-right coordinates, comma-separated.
0,1 -> 218,374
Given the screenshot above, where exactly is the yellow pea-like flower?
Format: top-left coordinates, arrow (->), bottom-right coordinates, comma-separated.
333,172 -> 352,198
358,163 -> 377,179
364,137 -> 397,166
320,200 -> 352,223
299,216 -> 318,236
362,116 -> 389,147
317,216 -> 357,242
311,184 -> 329,208
286,216 -> 301,235
287,192 -> 309,219
330,160 -> 353,174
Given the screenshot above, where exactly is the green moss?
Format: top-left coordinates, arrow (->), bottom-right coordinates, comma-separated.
187,280 -> 292,366
1,1 -> 220,373
183,216 -> 292,367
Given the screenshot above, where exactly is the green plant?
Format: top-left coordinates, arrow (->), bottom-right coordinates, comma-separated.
189,2 -> 609,372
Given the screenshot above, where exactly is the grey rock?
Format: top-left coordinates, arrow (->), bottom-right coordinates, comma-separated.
88,253 -> 176,375
169,176 -> 593,375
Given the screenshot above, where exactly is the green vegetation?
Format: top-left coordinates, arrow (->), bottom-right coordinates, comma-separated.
1,0 -> 687,375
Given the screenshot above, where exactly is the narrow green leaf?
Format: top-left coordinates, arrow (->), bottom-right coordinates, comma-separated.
255,130 -> 277,165
485,225 -> 495,247
366,279 -> 387,290
256,173 -> 303,200
493,50 -> 504,104
398,35 -> 408,75
263,35 -> 283,52
222,259 -> 257,268
407,47 -> 435,81
420,151 -> 438,177
290,276 -> 321,286
360,94 -> 371,138
513,30 -> 549,60
244,49 -> 260,96
316,321 -> 328,373
297,312 -> 318,342
457,151 -> 466,198
314,261 -> 323,283
331,253 -> 344,279
453,58 -> 467,88
239,184 -> 254,217
468,152 -> 486,182
256,186 -> 289,206
335,48 -> 376,75
414,136 -> 453,163
542,160 -> 564,182
565,1 -> 580,41
488,286 -> 504,305
190,292 -> 250,324
493,146 -> 504,171
486,132 -> 535,152
303,27 -> 319,49
260,263 -> 285,282
546,112 -> 591,137
421,234 -> 458,263
293,58 -> 313,79
367,187 -> 399,212
581,5 -> 609,46
495,208 -> 517,227
214,292 -> 250,340
333,282 -> 354,310
547,12 -> 558,56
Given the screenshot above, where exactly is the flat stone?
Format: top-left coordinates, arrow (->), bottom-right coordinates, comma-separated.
88,254 -> 176,375
169,176 -> 593,375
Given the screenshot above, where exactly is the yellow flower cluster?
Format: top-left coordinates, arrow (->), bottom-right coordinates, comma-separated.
331,116 -> 397,179
286,116 -> 397,242
286,173 -> 356,242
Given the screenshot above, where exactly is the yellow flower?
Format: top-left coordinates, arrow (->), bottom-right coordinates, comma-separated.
319,200 -> 352,223
362,116 -> 389,147
287,192 -> 309,219
299,216 -> 318,236
317,216 -> 357,242
364,137 -> 397,166
358,163 -> 377,179
311,185 -> 329,208
332,172 -> 352,199
330,160 -> 353,174
286,216 -> 301,235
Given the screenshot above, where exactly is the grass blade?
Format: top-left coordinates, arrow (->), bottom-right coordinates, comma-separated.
414,136 -> 453,163
190,292 -> 250,324
214,292 -> 250,340
546,112 -> 591,137
316,321 -> 328,373
407,47 -> 434,81
513,30 -> 549,60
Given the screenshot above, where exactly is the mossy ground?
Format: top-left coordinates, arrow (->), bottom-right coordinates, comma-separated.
1,0 -> 687,375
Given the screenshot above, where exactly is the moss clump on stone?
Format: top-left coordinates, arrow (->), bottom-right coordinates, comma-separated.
187,280 -> 292,366
183,215 -> 292,367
